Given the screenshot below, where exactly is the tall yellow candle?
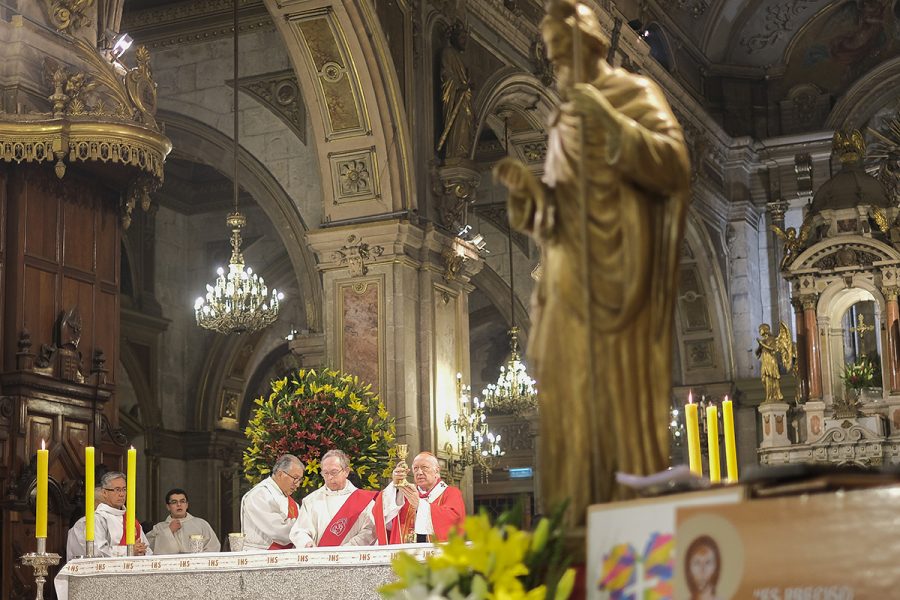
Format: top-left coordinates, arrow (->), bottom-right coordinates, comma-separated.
125,447 -> 136,545
685,393 -> 702,477
85,446 -> 95,541
36,439 -> 49,539
722,396 -> 739,482
706,405 -> 721,483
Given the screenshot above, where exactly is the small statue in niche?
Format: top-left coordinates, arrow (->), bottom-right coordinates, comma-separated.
436,19 -> 475,162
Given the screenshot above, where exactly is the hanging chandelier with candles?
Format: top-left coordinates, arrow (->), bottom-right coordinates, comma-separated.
445,374 -> 504,482
194,0 -> 282,335
482,114 -> 538,417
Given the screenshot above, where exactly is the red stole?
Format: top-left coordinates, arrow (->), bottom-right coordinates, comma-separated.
267,496 -> 300,550
317,489 -> 378,547
118,515 -> 144,545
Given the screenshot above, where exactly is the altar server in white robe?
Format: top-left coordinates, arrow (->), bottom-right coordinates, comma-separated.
94,471 -> 152,556
147,488 -> 220,553
290,449 -> 378,548
241,454 -> 305,550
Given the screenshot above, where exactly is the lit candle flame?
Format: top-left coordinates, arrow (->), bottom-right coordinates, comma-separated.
688,391 -> 693,404
41,439 -> 45,450
724,394 -> 729,403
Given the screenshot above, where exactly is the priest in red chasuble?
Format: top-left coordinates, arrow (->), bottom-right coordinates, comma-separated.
376,452 -> 465,543
289,449 -> 378,547
240,454 -> 304,550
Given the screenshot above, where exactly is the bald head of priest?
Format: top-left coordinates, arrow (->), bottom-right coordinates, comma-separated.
288,449 -> 380,548
378,451 -> 466,544
240,454 -> 305,550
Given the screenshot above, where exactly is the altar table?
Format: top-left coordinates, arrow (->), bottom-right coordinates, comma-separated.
55,543 -> 434,600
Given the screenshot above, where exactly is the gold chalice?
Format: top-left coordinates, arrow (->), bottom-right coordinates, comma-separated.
395,443 -> 411,488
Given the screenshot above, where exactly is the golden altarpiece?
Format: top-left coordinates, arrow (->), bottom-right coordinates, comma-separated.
0,4 -> 170,597
759,131 -> 900,467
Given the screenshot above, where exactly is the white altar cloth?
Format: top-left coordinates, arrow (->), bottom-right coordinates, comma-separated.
55,543 -> 435,600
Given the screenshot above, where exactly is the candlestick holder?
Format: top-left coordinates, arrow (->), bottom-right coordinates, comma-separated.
127,543 -> 135,556
85,540 -> 95,558
20,538 -> 61,600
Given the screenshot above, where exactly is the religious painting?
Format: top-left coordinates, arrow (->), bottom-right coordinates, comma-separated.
782,0 -> 900,97
338,279 -> 382,395
587,489 -> 745,600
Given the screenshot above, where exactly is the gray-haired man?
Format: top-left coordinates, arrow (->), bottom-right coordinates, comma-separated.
240,454 -> 304,550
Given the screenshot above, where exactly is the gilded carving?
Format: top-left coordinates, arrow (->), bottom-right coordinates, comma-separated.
771,220 -> 811,271
291,12 -> 368,139
530,36 -> 554,86
521,141 -> 547,163
756,322 -> 796,404
44,0 -> 94,33
219,390 -> 239,421
442,248 -> 468,283
331,235 -> 384,278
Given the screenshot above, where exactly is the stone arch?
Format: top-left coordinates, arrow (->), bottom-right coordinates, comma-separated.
792,236 -> 900,270
158,110 -> 323,333
119,344 -> 162,430
827,56 -> 900,129
263,0 -> 415,221
673,212 -> 734,385
472,71 -> 559,149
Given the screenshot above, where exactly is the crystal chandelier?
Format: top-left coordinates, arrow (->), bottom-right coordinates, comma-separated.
194,0 -> 283,335
483,115 -> 538,416
445,373 -> 504,482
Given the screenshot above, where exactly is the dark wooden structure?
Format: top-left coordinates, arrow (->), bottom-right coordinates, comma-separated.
0,164 -> 127,599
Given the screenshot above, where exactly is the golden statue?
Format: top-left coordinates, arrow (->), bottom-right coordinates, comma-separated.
755,323 -> 795,404
436,20 -> 475,161
771,221 -> 811,271
494,0 -> 691,524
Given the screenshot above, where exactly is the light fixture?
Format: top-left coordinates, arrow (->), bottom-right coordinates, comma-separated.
194,0 -> 283,335
445,373 -> 504,483
482,115 -> 538,417
111,33 -> 133,59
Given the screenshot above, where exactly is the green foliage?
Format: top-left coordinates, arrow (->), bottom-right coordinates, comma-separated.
243,368 -> 396,496
380,501 -> 574,600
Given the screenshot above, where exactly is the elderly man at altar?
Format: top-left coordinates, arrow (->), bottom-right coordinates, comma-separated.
289,449 -> 380,547
241,454 -> 305,550
375,451 -> 465,543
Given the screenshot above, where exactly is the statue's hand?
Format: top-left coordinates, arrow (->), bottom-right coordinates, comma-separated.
563,83 -> 618,131
493,157 -> 539,198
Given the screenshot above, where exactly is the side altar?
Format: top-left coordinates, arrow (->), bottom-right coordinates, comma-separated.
55,543 -> 433,600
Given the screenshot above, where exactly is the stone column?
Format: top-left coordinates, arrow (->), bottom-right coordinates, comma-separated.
759,402 -> 792,448
882,285 -> 900,393
306,221 -> 483,469
800,294 -> 823,399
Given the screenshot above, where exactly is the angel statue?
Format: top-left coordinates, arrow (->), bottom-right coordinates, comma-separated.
756,322 -> 796,404
771,220 -> 811,271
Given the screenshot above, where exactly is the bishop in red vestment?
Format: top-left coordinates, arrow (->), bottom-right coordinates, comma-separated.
376,451 -> 465,544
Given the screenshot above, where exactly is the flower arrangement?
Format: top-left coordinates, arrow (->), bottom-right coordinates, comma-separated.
243,368 -> 396,495
841,359 -> 875,391
380,503 -> 575,600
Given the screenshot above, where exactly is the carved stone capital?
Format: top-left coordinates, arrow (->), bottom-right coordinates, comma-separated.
330,234 -> 384,278
884,286 -> 900,301
432,161 -> 481,232
799,295 -> 818,311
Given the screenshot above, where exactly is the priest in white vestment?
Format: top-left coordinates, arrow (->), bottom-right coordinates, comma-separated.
290,449 -> 379,548
241,454 -> 305,550
66,481 -> 103,561
93,471 -> 152,556
147,488 -> 220,554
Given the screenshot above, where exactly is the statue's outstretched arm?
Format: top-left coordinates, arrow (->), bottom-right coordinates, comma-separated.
493,158 -> 554,240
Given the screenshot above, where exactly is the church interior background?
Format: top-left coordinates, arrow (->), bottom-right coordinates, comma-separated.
1,0 -> 899,596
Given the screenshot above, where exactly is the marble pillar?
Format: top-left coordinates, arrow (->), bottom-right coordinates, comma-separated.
306,221 -> 483,473
883,286 -> 900,393
801,295 -> 823,399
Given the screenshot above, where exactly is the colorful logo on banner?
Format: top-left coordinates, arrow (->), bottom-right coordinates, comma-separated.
597,532 -> 674,599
